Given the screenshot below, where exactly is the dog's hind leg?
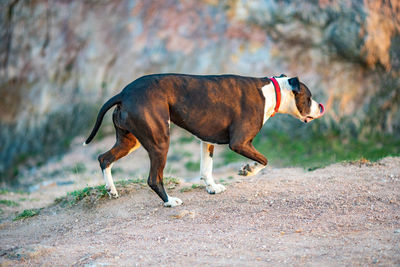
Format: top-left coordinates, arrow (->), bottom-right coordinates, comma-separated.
140,137 -> 182,207
129,112 -> 182,207
98,127 -> 140,198
147,146 -> 182,207
200,142 -> 226,194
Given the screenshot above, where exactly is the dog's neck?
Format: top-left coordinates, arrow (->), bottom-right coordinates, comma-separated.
261,78 -> 300,124
277,87 -> 297,115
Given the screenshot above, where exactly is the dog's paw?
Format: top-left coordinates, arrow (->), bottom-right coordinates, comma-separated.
164,196 -> 183,207
238,162 -> 264,176
238,163 -> 253,176
106,187 -> 119,199
206,183 -> 226,194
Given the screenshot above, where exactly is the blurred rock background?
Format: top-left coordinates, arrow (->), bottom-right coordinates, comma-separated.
1,0 -> 399,182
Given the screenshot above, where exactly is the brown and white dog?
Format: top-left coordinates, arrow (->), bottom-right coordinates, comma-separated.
84,74 -> 325,207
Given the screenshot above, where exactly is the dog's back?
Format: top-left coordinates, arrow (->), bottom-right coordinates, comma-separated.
119,74 -> 268,144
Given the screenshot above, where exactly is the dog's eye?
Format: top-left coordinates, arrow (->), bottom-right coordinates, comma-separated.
308,98 -> 311,106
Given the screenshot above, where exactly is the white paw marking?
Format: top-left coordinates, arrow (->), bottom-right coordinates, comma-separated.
206,183 -> 226,194
164,196 -> 183,207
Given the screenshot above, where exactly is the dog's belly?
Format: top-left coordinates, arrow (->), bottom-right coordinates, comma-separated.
171,115 -> 229,144
170,110 -> 231,144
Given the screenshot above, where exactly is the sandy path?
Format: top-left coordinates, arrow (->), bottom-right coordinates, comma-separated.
1,156 -> 399,266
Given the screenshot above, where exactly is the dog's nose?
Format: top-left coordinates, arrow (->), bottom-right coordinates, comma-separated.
319,103 -> 325,117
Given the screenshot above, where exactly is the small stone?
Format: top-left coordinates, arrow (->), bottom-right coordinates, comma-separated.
171,210 -> 189,219
187,211 -> 195,219
394,229 -> 400,233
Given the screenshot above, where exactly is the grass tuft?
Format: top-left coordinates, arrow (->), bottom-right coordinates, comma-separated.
191,184 -> 205,189
54,178 -> 149,206
14,208 -> 41,221
55,185 -> 108,206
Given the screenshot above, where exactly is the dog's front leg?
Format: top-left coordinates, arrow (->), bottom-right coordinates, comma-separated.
228,134 -> 267,176
200,142 -> 226,194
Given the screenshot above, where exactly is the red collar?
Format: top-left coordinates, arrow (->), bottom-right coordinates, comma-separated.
269,77 -> 281,117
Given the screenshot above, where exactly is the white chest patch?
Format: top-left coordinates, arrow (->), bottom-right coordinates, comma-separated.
261,83 -> 276,124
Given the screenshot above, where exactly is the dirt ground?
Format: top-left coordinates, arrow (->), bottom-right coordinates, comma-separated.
0,131 -> 400,266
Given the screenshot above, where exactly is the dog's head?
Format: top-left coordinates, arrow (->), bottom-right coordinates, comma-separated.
274,75 -> 325,123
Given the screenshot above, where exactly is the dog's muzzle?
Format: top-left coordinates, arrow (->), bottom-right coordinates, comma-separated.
304,103 -> 325,123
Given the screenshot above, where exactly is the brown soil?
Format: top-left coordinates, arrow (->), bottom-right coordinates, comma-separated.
0,131 -> 399,266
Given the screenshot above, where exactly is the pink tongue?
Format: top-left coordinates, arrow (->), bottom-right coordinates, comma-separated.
306,117 -> 313,123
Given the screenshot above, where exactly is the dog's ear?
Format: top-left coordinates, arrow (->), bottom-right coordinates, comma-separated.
288,77 -> 300,93
279,74 -> 287,78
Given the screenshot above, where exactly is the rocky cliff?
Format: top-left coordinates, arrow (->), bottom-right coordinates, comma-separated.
1,0 -> 399,181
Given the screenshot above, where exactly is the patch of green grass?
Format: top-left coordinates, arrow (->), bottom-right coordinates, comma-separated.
14,208 -> 41,221
223,129 -> 400,169
73,185 -> 108,200
0,200 -> 20,207
55,185 -> 108,206
184,161 -> 200,172
191,183 -> 205,189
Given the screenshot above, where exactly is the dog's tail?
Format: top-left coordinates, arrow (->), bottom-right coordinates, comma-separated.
83,94 -> 122,146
